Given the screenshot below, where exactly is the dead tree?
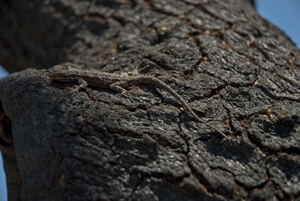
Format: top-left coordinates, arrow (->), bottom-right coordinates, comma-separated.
0,0 -> 300,200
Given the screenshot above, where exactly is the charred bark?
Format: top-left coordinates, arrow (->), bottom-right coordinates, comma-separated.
0,0 -> 300,200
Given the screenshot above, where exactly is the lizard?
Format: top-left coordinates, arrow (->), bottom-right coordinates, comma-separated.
48,66 -> 229,139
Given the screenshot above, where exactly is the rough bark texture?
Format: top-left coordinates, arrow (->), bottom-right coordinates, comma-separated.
0,0 -> 300,200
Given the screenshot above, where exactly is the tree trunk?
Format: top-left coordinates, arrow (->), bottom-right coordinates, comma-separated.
1,0 -> 300,200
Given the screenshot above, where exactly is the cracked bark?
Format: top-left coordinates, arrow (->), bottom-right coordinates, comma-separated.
0,0 -> 300,200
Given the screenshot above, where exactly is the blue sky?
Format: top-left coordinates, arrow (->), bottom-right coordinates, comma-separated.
0,1 -> 300,200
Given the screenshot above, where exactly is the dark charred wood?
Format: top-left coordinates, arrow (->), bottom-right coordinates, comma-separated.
0,0 -> 300,200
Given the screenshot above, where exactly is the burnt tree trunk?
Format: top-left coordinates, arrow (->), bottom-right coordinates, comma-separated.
1,0 -> 300,200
